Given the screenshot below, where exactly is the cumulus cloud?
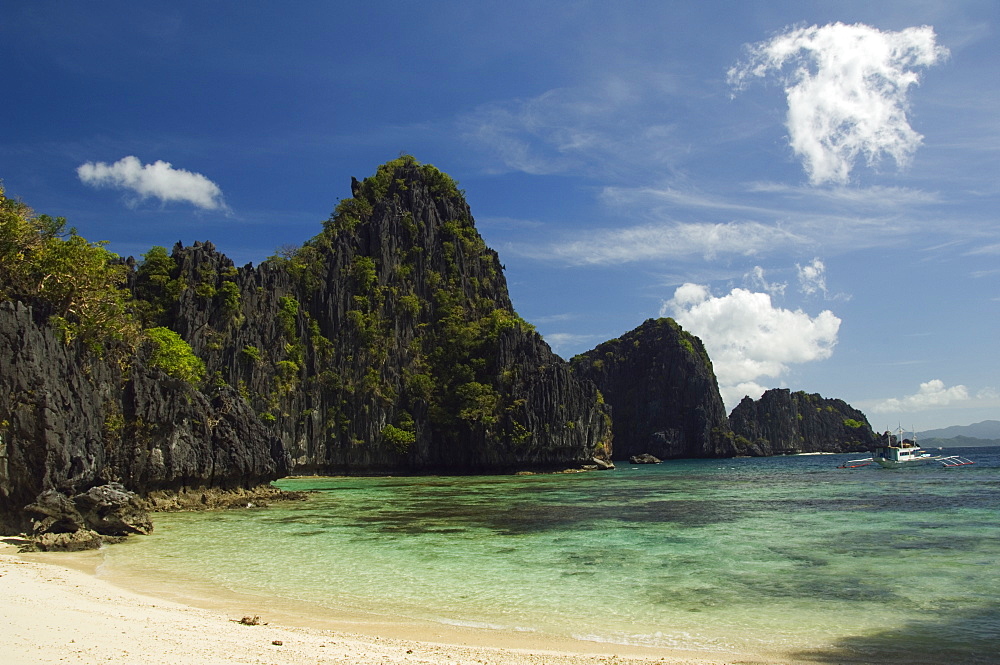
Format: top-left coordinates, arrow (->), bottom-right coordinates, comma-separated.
796,257 -> 827,296
729,23 -> 949,185
662,283 -> 841,407
77,155 -> 227,210
871,379 -> 970,413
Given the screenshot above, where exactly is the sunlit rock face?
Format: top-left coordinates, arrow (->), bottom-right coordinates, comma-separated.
1,157 -> 616,531
163,157 -> 612,474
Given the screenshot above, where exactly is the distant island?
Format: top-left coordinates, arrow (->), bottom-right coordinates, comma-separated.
918,420 -> 1000,445
914,421 -> 1000,448
1,156 -> 880,547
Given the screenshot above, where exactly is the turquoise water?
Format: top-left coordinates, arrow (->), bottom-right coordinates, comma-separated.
99,449 -> 1000,663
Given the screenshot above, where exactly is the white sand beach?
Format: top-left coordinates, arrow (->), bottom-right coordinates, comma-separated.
0,541 -> 773,665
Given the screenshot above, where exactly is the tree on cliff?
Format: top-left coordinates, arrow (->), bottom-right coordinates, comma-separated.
0,185 -> 137,351
143,155 -> 612,471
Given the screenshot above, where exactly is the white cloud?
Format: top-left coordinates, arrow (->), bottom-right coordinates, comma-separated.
745,265 -> 787,297
796,257 -> 827,296
966,243 -> 1000,256
871,379 -> 970,413
594,182 -> 940,258
661,284 -> 841,409
724,381 -> 771,409
77,155 -> 227,210
729,23 -> 949,185
746,182 -> 941,208
977,387 -> 1000,401
540,332 -> 604,357
530,220 -> 805,265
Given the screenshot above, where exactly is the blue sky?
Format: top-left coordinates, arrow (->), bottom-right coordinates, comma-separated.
2,1 -> 997,430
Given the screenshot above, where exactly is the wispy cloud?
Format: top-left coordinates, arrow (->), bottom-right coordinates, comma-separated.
966,243 -> 1000,256
77,155 -> 228,211
458,79 -> 681,178
729,23 -> 949,185
478,216 -> 545,231
600,184 -> 794,217
530,220 -> 806,266
531,312 -> 579,325
661,283 -> 841,408
746,182 -> 942,207
540,331 -> 606,357
744,265 -> 787,298
550,175 -> 973,265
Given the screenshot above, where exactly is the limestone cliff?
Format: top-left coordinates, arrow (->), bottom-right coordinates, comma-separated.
1,156 -> 613,532
728,389 -> 877,455
151,157 -> 613,473
0,300 -> 288,533
570,318 -> 735,460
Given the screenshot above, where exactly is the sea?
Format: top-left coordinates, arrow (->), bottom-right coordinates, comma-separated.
95,447 -> 1000,664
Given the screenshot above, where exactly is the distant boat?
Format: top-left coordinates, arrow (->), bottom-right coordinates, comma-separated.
838,428 -> 974,469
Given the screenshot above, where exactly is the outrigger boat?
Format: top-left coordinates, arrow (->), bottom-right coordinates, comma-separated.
838,428 -> 974,469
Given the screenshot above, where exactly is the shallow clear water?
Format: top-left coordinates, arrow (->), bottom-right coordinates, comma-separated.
99,448 -> 1000,663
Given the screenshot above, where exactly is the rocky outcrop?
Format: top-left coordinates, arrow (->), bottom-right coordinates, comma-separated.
148,157 -> 612,474
628,453 -> 662,464
571,318 -> 735,460
728,389 -> 877,455
0,299 -> 289,533
1,156 -> 613,533
22,483 -> 151,551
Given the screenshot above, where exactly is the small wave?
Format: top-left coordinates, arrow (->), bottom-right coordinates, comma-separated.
571,629 -> 736,652
434,617 -> 537,633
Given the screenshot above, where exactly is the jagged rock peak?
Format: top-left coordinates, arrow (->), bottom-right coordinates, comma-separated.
0,156 -> 616,536
571,317 -> 735,460
148,155 -> 613,474
728,388 -> 877,455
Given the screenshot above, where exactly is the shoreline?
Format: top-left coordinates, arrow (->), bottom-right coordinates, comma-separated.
1,540 -> 787,665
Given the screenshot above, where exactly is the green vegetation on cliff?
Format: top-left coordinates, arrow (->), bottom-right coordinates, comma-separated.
0,157 -> 620,538
0,186 -> 137,351
145,327 -> 206,383
2,156 -> 614,486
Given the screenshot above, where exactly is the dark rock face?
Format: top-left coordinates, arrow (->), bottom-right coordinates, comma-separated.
0,299 -> 288,533
23,490 -> 88,535
571,318 -> 735,460
151,158 -> 612,473
728,389 -> 877,455
70,483 -> 153,537
1,157 -> 613,531
22,483 -> 152,551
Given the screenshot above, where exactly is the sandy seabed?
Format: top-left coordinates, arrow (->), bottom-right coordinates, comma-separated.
1,541 -> 782,665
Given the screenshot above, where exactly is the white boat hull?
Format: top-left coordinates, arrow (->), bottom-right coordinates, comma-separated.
873,456 -> 933,468
838,428 -> 975,469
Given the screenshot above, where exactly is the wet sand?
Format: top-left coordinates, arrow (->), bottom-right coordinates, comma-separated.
1,541 -> 781,664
